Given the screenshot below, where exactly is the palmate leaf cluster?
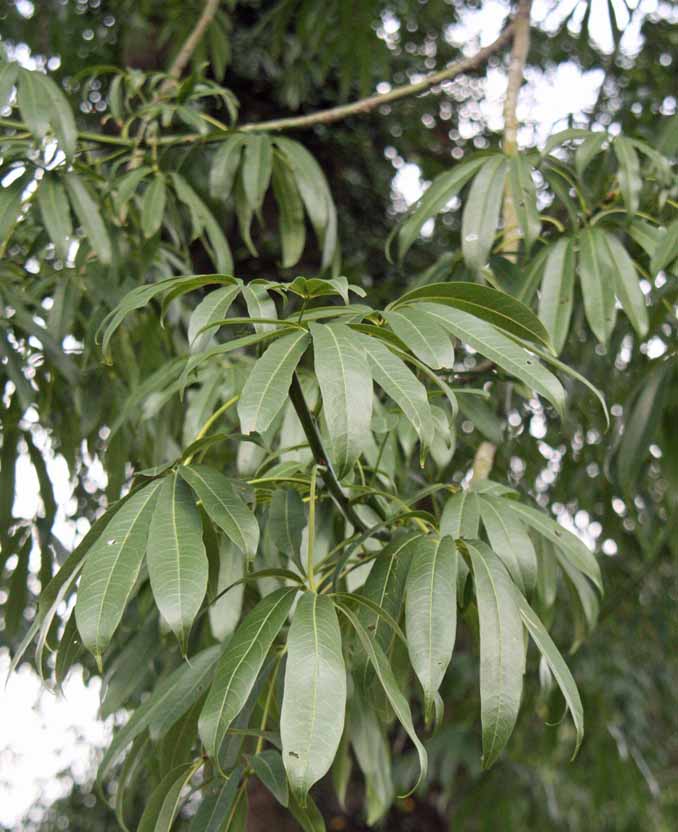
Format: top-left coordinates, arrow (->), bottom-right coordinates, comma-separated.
1,3 -> 678,829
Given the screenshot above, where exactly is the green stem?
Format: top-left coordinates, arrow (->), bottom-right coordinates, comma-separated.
184,395 -> 239,464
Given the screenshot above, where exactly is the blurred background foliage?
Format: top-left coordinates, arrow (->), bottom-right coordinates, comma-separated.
1,0 -> 677,829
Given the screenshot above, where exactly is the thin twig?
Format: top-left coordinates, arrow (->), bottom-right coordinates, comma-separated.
239,24 -> 514,133
166,0 -> 221,83
288,373 -> 371,534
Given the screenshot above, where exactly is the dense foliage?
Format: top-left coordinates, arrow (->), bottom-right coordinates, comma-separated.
1,0 -> 677,829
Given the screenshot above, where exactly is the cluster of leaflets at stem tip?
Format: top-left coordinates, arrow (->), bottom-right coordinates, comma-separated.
18,265 -> 610,827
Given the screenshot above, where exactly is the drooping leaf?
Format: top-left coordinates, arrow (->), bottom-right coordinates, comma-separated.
578,227 -> 617,344
146,472 -> 209,652
419,303 -> 566,416
238,330 -> 310,435
18,68 -> 51,138
251,750 -> 289,807
37,176 -> 72,259
242,133 -> 273,211
210,135 -> 246,201
405,535 -> 457,720
199,587 -> 297,759
614,136 -> 641,215
272,154 -> 306,268
392,282 -> 551,350
478,495 -> 537,593
349,692 -> 394,824
506,500 -> 602,591
208,539 -> 245,641
187,283 -> 241,353
650,219 -> 678,276
137,760 -> 201,832
75,479 -> 162,660
514,592 -> 584,757
538,238 -> 575,355
383,308 -> 455,369
391,157 -> 486,261
311,322 -> 373,477
357,332 -> 433,447
461,155 -> 507,271
600,230 -> 648,338
188,768 -> 243,832
467,541 -> 525,769
281,593 -> 347,805
141,174 -> 167,238
507,154 -> 541,254
268,488 -> 306,563
575,132 -> 607,178
64,173 -> 112,264
179,464 -> 259,556
337,602 -> 428,794
98,645 -> 221,784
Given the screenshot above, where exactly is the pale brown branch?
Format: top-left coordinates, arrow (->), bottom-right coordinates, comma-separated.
501,0 -> 532,257
471,441 -> 497,483
239,24 -> 515,133
166,0 -> 221,84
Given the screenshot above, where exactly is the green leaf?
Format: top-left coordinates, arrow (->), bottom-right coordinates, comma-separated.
41,73 -> 78,158
506,500 -> 602,592
138,760 -> 201,832
0,179 -> 25,250
199,587 -> 297,759
651,219 -> 678,276
147,472 -> 208,652
208,539 -> 245,641
142,174 -> 167,238
478,495 -> 537,593
541,128 -> 593,157
575,132 -> 607,178
507,154 -> 541,255
37,176 -> 72,260
392,282 -> 552,351
242,134 -> 273,211
75,479 -> 162,660
349,692 -> 394,824
457,395 -> 504,444
616,361 -> 668,491
466,541 -> 525,769
113,166 -> 151,215
64,173 -> 112,264
578,227 -> 617,343
5,535 -> 31,639
514,593 -> 584,757
54,607 -> 83,688
337,602 -> 427,795
441,490 -> 480,539
272,154 -> 306,267
238,330 -> 310,435
171,173 -> 233,272
391,157 -> 486,261
210,135 -> 246,200
600,230 -> 648,338
187,283 -> 241,353
18,68 -> 51,138
99,619 -> 157,717
383,308 -> 455,369
311,322 -> 373,477
419,303 -> 566,416
538,238 -> 575,355
179,464 -> 259,556
461,155 -> 507,271
614,136 -> 641,215
405,535 -> 457,720
357,332 -> 433,447
251,750 -> 289,807
268,488 -> 306,563
281,593 -> 346,805
242,283 -> 278,333
273,137 -> 338,269
188,768 -> 243,832
98,645 -> 221,784
0,62 -> 18,109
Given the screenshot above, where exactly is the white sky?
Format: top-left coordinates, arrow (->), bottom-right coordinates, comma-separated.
2,0 -> 675,825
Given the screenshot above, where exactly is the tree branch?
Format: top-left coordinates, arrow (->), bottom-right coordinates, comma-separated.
166,0 -> 221,84
239,24 -> 514,133
501,0 -> 532,255
288,373 -> 371,534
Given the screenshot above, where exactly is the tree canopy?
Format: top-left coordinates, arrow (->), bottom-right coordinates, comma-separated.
1,0 -> 677,829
